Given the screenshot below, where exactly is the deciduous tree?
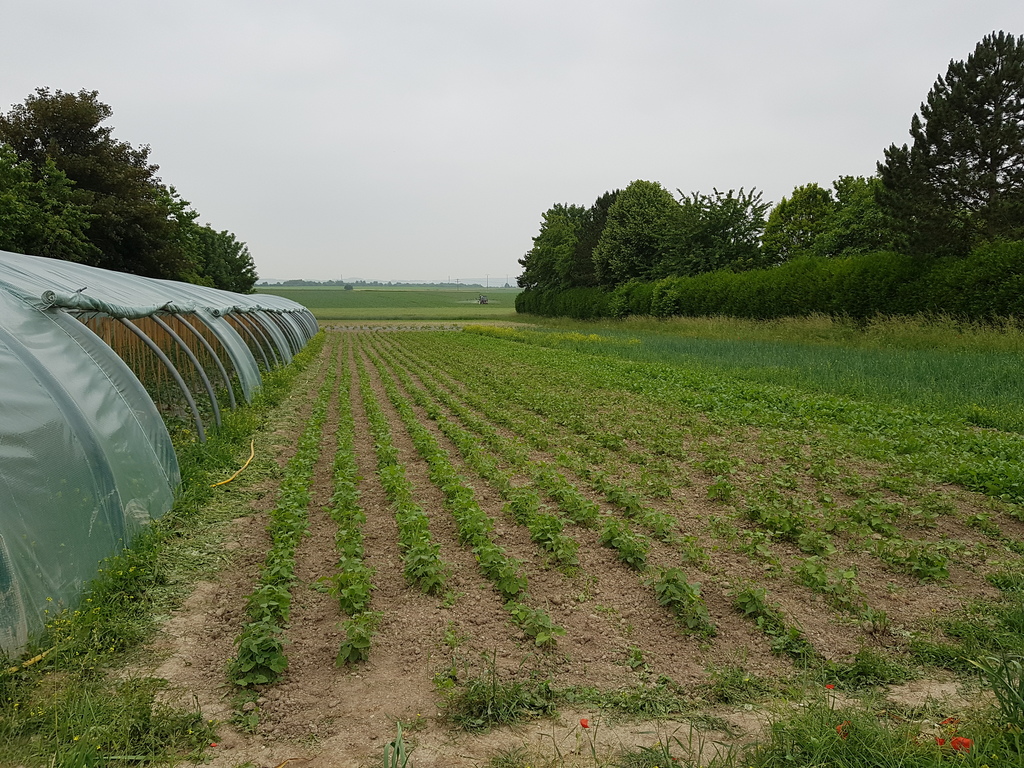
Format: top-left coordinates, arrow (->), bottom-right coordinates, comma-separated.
659,187 -> 770,275
0,88 -> 191,278
516,203 -> 586,291
0,142 -> 97,261
592,180 -> 677,285
762,183 -> 835,264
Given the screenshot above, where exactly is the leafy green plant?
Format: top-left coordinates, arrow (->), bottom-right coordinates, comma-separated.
872,538 -> 952,581
599,518 -> 649,570
527,512 -> 579,566
337,611 -> 381,666
536,469 -> 601,527
230,690 -> 261,734
794,557 -> 864,613
707,476 -> 736,502
245,582 -> 292,624
626,646 -> 646,670
652,568 -> 715,636
506,602 -> 566,648
797,529 -> 837,556
331,558 -> 374,615
732,586 -> 816,662
228,621 -> 289,686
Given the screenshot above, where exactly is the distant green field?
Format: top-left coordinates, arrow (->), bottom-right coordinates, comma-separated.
255,286 -> 521,321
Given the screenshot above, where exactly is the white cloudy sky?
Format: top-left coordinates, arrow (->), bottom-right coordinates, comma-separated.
3,1 -> 1022,282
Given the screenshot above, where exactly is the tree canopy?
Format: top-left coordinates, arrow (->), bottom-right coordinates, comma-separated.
516,203 -> 586,292
761,183 -> 835,264
878,31 -> 1024,257
515,31 -> 1024,313
660,187 -> 770,275
762,177 -> 897,263
592,180 -> 678,286
0,88 -> 257,291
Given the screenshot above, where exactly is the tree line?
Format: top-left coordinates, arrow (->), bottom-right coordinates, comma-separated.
0,88 -> 257,292
517,31 -> 1024,318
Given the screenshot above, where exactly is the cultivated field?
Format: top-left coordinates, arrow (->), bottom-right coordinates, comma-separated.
151,324 -> 1023,767
6,321 -> 1024,768
255,286 -> 522,321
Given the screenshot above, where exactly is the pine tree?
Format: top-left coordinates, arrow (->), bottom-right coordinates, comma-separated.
878,31 -> 1024,257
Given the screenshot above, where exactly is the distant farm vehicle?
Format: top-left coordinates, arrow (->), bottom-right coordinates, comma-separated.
477,295 -> 488,304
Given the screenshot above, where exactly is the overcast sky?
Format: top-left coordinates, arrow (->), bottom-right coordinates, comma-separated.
3,2 -> 1022,283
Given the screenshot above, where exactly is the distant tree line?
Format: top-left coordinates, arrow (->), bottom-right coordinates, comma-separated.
0,88 -> 257,292
517,31 -> 1024,320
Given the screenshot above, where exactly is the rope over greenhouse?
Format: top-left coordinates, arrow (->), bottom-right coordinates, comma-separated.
0,249 -> 317,656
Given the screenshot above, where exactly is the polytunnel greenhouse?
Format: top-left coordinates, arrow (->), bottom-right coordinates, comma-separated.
0,249 -> 317,656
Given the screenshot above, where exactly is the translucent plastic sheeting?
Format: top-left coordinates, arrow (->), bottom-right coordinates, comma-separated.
0,250 -> 317,655
191,309 -> 262,403
0,290 -> 178,654
0,250 -> 311,319
0,250 -> 317,403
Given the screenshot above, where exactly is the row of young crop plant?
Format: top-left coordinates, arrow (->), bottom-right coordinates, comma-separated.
372,330 -> 986,649
228,345 -> 337,686
355,352 -> 450,597
366,335 -> 583,569
373,334 -> 654,540
362,333 -> 720,639
397,332 -> 952,595
460,326 -> 1024,505
387,331 -> 970,589
377,333 -> 686,544
325,336 -> 379,665
361,341 -> 566,647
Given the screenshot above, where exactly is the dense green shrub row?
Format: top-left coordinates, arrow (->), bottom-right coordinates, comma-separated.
516,240 -> 1024,320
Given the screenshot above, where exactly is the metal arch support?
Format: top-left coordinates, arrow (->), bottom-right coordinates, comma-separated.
231,314 -> 271,370
253,310 -> 292,363
254,310 -> 291,364
173,313 -> 237,409
118,318 -> 206,443
151,315 -> 222,429
266,311 -> 300,356
298,310 -> 317,338
238,312 -> 281,367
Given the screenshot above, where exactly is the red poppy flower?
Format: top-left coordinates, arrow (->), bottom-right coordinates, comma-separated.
935,737 -> 946,746
940,717 -> 960,725
580,718 -> 589,729
950,737 -> 972,752
835,720 -> 850,740
825,684 -> 835,689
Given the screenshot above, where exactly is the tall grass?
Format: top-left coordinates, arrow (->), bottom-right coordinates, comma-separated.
523,314 -> 1024,433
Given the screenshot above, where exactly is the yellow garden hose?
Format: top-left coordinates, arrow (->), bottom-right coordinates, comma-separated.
211,439 -> 256,487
